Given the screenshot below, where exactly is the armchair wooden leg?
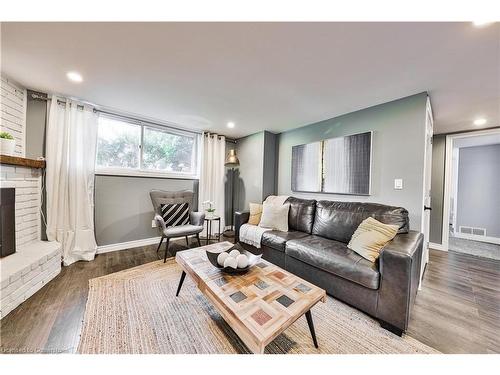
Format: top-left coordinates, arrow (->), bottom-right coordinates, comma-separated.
185,236 -> 189,248
196,233 -> 202,247
163,238 -> 170,263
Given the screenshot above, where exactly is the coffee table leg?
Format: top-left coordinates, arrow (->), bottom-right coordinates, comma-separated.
176,271 -> 186,297
305,310 -> 318,348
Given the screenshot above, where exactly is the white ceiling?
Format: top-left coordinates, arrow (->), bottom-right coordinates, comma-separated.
1,22 -> 499,138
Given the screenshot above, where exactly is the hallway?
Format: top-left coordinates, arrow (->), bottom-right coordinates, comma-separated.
449,235 -> 500,261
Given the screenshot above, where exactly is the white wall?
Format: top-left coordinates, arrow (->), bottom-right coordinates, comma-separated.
1,75 -> 27,157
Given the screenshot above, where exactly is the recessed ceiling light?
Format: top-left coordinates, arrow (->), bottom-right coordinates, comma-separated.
473,21 -> 493,27
473,118 -> 487,126
227,122 -> 235,128
66,71 -> 83,83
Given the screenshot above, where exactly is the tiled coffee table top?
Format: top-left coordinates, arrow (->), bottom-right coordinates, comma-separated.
175,241 -> 326,353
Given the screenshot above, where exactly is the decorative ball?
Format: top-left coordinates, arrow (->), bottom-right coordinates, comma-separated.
224,256 -> 238,269
236,254 -> 249,268
229,249 -> 240,258
217,252 -> 229,267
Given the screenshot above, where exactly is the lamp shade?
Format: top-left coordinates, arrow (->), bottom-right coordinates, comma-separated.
225,149 -> 240,167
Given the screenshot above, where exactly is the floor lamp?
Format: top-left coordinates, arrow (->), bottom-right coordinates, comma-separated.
224,149 -> 240,237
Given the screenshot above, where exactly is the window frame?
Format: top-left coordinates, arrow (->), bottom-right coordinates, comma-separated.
95,113 -> 201,180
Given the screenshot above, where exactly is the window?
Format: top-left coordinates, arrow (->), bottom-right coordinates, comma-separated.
143,126 -> 195,173
96,117 -> 141,169
96,114 -> 199,178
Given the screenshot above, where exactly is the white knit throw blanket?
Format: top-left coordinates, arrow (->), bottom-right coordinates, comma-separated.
238,195 -> 289,248
238,224 -> 270,248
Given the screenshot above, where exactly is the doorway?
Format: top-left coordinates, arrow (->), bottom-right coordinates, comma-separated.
442,129 -> 500,260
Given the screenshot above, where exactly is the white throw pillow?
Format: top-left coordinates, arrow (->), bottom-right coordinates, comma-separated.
258,203 -> 290,232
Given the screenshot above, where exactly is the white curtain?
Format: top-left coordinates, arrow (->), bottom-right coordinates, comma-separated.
199,133 -> 226,235
46,95 -> 98,266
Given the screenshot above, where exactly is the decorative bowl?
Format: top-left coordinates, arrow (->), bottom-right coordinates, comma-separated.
206,246 -> 262,274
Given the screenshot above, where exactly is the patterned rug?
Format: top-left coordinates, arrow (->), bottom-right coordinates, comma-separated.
77,259 -> 439,354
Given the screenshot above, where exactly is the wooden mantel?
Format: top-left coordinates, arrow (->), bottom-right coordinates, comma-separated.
0,154 -> 46,169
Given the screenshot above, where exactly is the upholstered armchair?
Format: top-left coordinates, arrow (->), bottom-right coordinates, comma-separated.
150,190 -> 205,262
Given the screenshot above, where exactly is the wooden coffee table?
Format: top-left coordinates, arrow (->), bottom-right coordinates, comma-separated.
175,241 -> 326,354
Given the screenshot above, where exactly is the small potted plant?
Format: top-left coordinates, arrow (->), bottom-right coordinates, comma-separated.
0,131 -> 15,156
203,200 -> 216,218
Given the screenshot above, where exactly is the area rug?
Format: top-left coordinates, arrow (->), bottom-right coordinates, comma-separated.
77,259 -> 439,354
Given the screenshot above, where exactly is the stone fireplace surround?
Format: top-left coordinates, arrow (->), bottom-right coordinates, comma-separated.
0,156 -> 62,319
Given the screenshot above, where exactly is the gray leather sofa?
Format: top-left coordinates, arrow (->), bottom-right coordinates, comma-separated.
234,197 -> 423,336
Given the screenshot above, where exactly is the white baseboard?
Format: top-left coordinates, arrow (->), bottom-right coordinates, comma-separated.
97,237 -> 162,254
429,242 -> 447,251
96,234 -> 203,254
453,233 -> 500,245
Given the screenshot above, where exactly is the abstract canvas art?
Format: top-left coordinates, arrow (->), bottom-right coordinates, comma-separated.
291,132 -> 372,195
291,141 -> 322,192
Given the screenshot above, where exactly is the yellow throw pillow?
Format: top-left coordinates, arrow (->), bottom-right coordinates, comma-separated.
347,217 -> 399,262
248,203 -> 263,225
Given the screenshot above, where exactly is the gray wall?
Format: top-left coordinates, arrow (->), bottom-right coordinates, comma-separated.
262,131 -> 278,199
429,135 -> 446,244
456,144 -> 500,237
94,175 -> 198,246
234,131 -> 278,212
224,140 -> 237,226
234,131 -> 265,210
25,93 -> 47,159
25,94 -> 48,239
277,93 -> 427,231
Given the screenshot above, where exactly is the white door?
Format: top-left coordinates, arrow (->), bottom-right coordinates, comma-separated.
421,98 -> 434,285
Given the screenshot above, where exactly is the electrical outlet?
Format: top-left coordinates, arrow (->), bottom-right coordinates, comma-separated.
394,178 -> 403,190
152,220 -> 156,228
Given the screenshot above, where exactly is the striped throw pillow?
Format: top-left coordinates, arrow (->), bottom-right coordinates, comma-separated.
161,203 -> 190,227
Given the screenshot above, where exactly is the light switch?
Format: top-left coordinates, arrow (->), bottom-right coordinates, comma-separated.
394,179 -> 403,190
152,220 -> 157,228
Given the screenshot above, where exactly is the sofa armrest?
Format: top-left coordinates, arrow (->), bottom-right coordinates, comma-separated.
376,230 -> 423,332
190,211 -> 205,227
234,211 -> 250,243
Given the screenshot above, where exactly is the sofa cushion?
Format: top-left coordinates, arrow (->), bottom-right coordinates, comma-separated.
261,230 -> 310,252
285,235 -> 380,290
259,203 -> 290,232
285,197 -> 316,234
312,201 -> 409,244
248,203 -> 263,225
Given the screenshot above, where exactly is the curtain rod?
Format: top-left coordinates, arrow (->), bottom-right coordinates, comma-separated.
30,91 -> 237,142
29,92 -> 78,108
204,133 -> 236,143
29,91 -> 203,136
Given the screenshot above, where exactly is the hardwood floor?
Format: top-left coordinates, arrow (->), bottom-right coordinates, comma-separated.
1,241 -> 499,354
407,249 -> 500,353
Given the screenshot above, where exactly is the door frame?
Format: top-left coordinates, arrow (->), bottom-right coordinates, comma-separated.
441,127 -> 500,251
419,97 -> 433,286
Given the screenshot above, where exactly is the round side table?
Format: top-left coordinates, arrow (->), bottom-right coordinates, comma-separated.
203,215 -> 221,245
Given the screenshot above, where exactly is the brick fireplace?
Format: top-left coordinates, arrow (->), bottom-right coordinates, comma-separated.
0,156 -> 62,319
